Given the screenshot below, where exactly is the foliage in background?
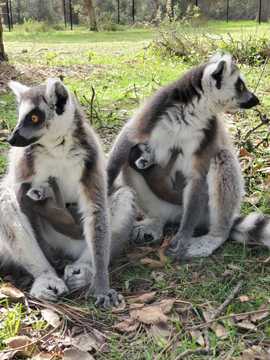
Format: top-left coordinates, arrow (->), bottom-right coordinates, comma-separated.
152,23 -> 270,66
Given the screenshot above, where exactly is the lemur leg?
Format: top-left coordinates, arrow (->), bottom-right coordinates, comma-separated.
167,176 -> 208,258
1,183 -> 68,301
64,186 -> 136,293
168,149 -> 243,259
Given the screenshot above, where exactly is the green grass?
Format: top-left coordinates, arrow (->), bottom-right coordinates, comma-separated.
1,20 -> 270,358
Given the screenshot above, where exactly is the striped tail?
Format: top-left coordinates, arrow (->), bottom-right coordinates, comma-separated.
230,212 -> 270,248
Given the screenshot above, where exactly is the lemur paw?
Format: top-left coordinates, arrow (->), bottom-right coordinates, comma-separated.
30,273 -> 68,301
64,263 -> 93,291
91,289 -> 123,309
26,186 -> 50,201
132,219 -> 163,245
166,236 -> 188,261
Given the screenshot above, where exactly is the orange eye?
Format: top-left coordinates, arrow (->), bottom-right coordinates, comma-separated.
31,115 -> 39,124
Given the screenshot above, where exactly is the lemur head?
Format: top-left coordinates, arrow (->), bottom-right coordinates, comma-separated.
8,78 -> 74,147
202,53 -> 259,113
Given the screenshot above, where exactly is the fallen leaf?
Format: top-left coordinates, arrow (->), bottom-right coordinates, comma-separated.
129,303 -> 145,310
190,330 -> 205,347
114,318 -> 140,333
5,335 -> 38,357
71,332 -> 102,352
140,257 -> 164,269
250,304 -> 269,323
0,283 -> 25,302
112,298 -> 126,313
239,345 -> 270,360
32,353 -> 56,360
235,320 -> 257,331
239,295 -> 250,303
130,305 -> 168,325
211,323 -> 228,339
150,323 -> 172,345
239,148 -> 253,158
159,299 -> 175,314
128,291 -> 156,304
41,309 -> 61,328
63,348 -> 95,360
127,247 -> 154,261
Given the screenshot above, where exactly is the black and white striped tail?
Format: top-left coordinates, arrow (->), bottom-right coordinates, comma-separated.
230,212 -> 270,248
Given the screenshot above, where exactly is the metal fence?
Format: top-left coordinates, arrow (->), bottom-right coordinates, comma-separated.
0,0 -> 267,31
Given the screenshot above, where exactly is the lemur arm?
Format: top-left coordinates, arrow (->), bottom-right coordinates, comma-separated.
107,128 -> 136,190
20,179 -> 83,240
141,149 -> 185,206
79,159 -> 112,302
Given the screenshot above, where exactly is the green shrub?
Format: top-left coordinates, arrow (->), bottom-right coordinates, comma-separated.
17,19 -> 50,33
151,25 -> 270,66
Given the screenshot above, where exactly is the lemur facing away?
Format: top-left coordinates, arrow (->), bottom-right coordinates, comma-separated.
107,53 -> 270,260
0,78 -> 136,306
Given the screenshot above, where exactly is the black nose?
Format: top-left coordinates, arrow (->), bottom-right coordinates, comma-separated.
7,130 -> 37,147
240,93 -> 260,109
7,130 -> 19,146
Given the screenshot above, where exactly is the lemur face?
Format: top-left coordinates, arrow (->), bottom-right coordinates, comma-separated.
8,79 -> 71,147
203,54 -> 259,113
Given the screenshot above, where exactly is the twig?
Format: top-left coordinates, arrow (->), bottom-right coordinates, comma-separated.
253,57 -> 269,93
187,308 -> 270,331
210,280 -> 243,320
3,324 -> 60,353
90,86 -> 96,125
175,348 -> 211,359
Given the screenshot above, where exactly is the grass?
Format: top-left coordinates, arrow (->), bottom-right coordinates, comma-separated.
1,20 -> 270,358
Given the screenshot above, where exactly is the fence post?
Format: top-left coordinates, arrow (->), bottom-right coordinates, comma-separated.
132,0 -> 135,23
5,0 -> 11,31
117,0 -> 120,24
63,0 -> 67,28
8,0 -> 13,28
69,0 -> 73,30
226,0 -> 229,22
258,0 -> 262,24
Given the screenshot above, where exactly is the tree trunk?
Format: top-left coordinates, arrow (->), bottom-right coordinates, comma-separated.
84,0 -> 98,31
257,0 -> 270,22
0,13 -> 7,62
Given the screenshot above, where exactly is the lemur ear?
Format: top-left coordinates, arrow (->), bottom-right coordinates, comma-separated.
211,60 -> 227,89
45,78 -> 69,115
8,81 -> 30,102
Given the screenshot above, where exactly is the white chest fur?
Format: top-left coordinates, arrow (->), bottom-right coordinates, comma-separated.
32,138 -> 85,203
148,109 -> 206,178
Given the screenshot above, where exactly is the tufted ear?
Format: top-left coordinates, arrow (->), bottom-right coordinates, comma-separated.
45,78 -> 69,115
8,81 -> 30,102
211,60 -> 227,89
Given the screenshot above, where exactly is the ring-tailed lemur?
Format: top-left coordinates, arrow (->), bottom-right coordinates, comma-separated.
107,53 -> 269,259
0,78 -> 136,306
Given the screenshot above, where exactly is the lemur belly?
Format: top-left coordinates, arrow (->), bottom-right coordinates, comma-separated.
32,146 -> 84,204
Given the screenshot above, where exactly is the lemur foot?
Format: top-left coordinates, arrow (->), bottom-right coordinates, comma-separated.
182,235 -> 225,259
30,272 -> 68,301
166,235 -> 188,261
64,263 -> 93,291
92,289 -> 123,309
167,235 -> 225,260
132,219 -> 163,245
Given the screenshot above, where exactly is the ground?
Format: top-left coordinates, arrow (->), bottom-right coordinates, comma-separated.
1,21 -> 270,359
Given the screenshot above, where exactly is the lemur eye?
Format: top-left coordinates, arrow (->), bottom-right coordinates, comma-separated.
31,115 -> 39,124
